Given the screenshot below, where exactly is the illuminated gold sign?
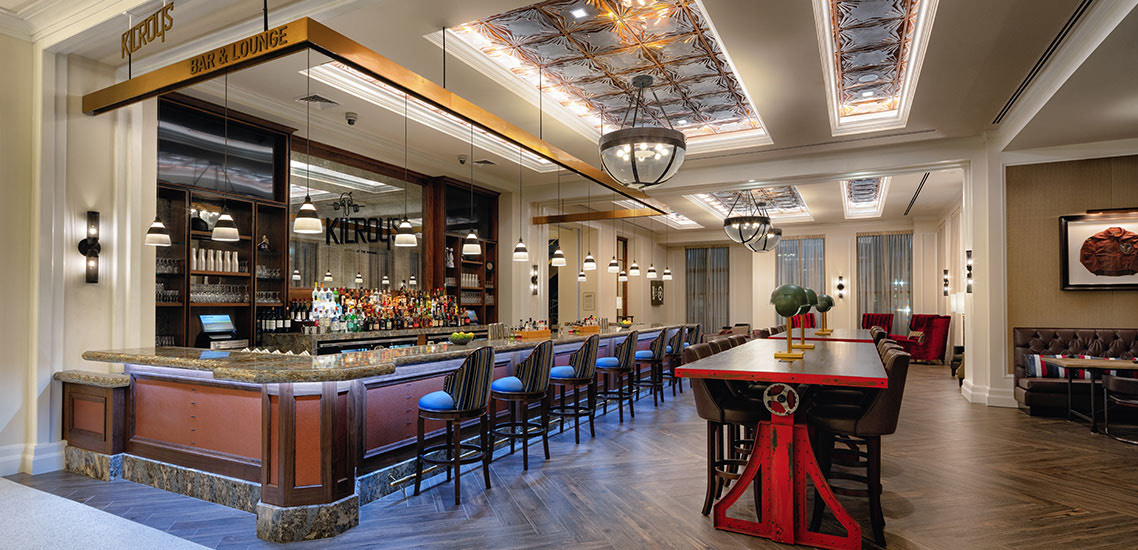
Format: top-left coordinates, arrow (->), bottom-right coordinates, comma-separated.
188,25 -> 291,75
121,3 -> 175,59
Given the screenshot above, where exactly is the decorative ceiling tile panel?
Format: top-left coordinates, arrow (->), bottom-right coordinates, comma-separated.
451,0 -> 768,144
813,0 -> 938,135
692,187 -> 812,220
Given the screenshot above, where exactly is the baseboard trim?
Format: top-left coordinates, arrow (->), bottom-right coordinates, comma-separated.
961,378 -> 1018,408
0,443 -> 24,476
22,441 -> 66,474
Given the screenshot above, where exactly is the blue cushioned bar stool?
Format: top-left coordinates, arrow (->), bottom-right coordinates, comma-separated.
633,329 -> 668,406
685,324 -> 703,349
663,326 -> 687,396
596,331 -> 639,423
549,335 -> 599,444
489,340 -> 554,470
414,346 -> 495,505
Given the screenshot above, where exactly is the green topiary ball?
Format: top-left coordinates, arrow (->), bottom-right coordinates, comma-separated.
815,294 -> 834,313
804,288 -> 818,306
771,284 -> 807,318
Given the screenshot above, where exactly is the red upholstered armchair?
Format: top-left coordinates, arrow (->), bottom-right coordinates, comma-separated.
789,313 -> 816,329
891,314 -> 951,363
861,313 -> 895,332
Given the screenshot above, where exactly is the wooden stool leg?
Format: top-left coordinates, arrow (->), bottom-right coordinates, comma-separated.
869,436 -> 885,545
482,413 -> 492,491
588,381 -> 596,438
713,423 -> 724,500
703,421 -> 717,516
602,374 -> 610,415
521,398 -> 530,470
445,420 -> 454,481
541,392 -> 551,460
509,400 -> 517,455
574,383 -> 582,444
414,416 -> 425,496
453,418 -> 463,505
615,373 -> 624,423
559,386 -> 567,434
627,370 -> 636,418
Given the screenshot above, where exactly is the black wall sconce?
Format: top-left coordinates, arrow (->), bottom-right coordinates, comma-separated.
530,265 -> 540,295
965,250 -> 973,293
77,211 -> 101,283
943,269 -> 950,296
836,276 -> 845,299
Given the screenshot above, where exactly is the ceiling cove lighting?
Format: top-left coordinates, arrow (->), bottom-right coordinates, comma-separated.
598,75 -> 686,188
812,0 -> 939,135
307,62 -> 555,173
144,216 -> 172,247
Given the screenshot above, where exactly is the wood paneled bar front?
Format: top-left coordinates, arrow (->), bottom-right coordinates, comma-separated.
65,325 -> 681,542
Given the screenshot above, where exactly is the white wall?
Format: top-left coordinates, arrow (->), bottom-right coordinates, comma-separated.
0,33 -> 35,475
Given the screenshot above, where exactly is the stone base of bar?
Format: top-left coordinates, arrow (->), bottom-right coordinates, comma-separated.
256,494 -> 359,543
122,454 -> 260,513
65,446 -> 122,481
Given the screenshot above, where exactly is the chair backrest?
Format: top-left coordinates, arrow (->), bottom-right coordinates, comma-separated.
869,326 -> 887,344
862,313 -> 895,332
729,335 -> 748,347
877,338 -> 901,357
615,331 -> 640,369
855,350 -> 910,436
731,324 -> 752,336
568,335 -> 600,379
648,329 -> 668,360
515,340 -> 554,392
790,313 -> 816,329
708,338 -> 730,354
756,328 -> 772,339
443,346 -> 495,411
666,326 -> 684,354
683,342 -> 714,363
686,324 -> 703,345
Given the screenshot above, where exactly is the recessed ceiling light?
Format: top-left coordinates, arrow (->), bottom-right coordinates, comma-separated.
858,74 -> 878,83
678,119 -> 688,124
570,8 -> 587,18
861,91 -> 874,98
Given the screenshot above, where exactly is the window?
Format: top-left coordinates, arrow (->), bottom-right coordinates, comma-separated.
685,247 -> 729,332
774,237 -> 825,324
856,232 -> 912,333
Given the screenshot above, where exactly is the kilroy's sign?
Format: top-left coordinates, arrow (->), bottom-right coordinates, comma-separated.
325,216 -> 402,248
122,3 -> 175,59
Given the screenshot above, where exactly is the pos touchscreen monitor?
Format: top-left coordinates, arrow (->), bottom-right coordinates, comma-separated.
199,314 -> 236,334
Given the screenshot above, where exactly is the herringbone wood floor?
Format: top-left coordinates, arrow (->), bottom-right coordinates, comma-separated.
10,366 -> 1138,549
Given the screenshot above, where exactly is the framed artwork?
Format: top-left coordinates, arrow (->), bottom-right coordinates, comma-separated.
1060,213 -> 1138,290
651,280 -> 665,306
582,292 -> 595,311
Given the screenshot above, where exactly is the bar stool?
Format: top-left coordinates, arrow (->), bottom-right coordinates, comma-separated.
549,335 -> 599,444
414,346 -> 495,505
663,327 -> 686,395
807,349 -> 911,546
596,331 -> 639,422
685,324 -> 703,348
684,344 -> 769,516
634,329 -> 668,406
489,340 -> 554,470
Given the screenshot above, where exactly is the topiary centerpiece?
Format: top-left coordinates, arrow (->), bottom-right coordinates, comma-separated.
770,284 -> 808,361
814,294 -> 835,335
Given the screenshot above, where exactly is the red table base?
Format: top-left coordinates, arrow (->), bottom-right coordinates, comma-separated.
713,414 -> 862,550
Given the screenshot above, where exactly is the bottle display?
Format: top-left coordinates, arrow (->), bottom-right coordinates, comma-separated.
287,284 -> 467,334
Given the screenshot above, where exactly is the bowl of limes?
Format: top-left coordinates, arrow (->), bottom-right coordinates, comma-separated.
449,332 -> 475,345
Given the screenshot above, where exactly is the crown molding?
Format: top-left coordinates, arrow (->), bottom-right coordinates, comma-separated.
0,8 -> 31,41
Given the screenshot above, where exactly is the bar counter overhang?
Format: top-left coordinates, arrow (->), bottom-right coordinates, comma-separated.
63,326 -> 679,542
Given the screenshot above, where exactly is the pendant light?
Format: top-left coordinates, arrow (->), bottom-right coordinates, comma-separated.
582,184 -> 596,270
646,265 -> 657,279
598,75 -> 686,188
550,164 -> 566,267
618,270 -> 628,282
608,191 -> 619,273
724,192 -> 770,245
381,274 -> 391,286
292,269 -> 301,282
745,226 -> 782,253
512,144 -> 528,261
578,270 -> 587,282
144,216 -> 172,247
394,93 -> 417,247
646,216 -> 657,279
409,274 -> 417,286
294,49 -> 323,234
462,122 -> 481,256
323,270 -> 333,282
354,272 -> 363,284
662,217 -> 673,281
212,72 -> 240,242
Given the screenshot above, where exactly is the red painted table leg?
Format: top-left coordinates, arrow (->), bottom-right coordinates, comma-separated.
711,415 -> 862,550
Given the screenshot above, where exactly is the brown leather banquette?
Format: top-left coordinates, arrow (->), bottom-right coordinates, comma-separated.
1013,327 -> 1138,416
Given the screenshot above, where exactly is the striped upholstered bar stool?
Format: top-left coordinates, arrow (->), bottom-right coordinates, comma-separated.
414,346 -> 495,505
596,331 -> 639,422
489,340 -> 554,470
663,326 -> 686,395
549,335 -> 600,444
634,329 -> 669,406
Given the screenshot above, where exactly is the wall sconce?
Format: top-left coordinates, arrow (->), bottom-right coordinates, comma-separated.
965,250 -> 973,293
77,211 -> 101,283
943,269 -> 950,296
530,265 -> 539,295
836,276 -> 845,299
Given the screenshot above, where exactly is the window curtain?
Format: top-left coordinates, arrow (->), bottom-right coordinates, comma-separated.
685,247 -> 729,332
856,232 -> 913,334
774,237 -> 825,324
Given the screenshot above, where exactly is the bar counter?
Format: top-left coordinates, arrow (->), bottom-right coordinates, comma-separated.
260,324 -> 491,354
65,324 -> 685,542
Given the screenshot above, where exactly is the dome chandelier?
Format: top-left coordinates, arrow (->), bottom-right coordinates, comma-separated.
745,226 -> 782,253
723,192 -> 770,245
599,75 -> 686,188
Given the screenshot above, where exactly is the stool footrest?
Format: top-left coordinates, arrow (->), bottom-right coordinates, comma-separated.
418,443 -> 486,466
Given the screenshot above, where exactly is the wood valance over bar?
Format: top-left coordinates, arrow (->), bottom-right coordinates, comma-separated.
532,208 -> 658,225
81,17 -> 661,211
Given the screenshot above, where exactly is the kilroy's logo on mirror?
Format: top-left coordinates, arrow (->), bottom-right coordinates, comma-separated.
324,216 -> 401,247
122,2 -> 174,59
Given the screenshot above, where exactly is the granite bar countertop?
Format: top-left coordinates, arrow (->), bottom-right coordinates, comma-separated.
81,324 -> 685,384
261,325 -> 489,354
53,369 -> 131,388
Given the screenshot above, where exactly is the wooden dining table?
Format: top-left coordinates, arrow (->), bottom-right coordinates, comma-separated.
677,338 -> 888,550
796,328 -> 874,343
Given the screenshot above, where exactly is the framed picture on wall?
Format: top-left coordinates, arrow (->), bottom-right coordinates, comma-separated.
651,280 -> 664,306
1060,213 -> 1138,290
